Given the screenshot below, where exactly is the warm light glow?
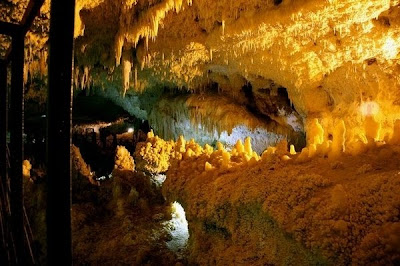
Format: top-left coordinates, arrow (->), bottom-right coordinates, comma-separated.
289,144 -> 296,155
165,202 -> 189,253
382,37 -> 398,59
127,128 -> 134,133
360,101 -> 379,116
171,202 -> 188,226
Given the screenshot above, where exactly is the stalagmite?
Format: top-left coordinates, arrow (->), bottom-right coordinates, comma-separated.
205,162 -> 214,171
22,160 -> 32,178
307,118 -> 324,146
221,150 -> 231,168
176,135 -> 186,153
147,130 -> 155,139
204,144 -> 214,155
217,142 -> 224,151
115,146 -> 135,171
244,137 -> 253,155
390,119 -> 400,144
289,145 -> 296,155
184,148 -> 195,159
364,115 -> 381,142
329,119 -> 346,159
235,139 -> 245,153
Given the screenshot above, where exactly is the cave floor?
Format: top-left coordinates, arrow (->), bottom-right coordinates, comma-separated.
72,201 -> 187,265
164,142 -> 400,265
25,132 -> 400,265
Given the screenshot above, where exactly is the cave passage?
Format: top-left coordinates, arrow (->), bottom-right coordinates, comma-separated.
1,0 -> 400,265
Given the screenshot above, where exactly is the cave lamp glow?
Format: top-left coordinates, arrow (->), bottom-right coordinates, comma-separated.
360,101 -> 379,117
127,128 -> 134,133
382,37 -> 398,60
361,101 -> 381,141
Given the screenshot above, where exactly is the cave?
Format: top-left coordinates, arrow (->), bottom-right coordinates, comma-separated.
1,0 -> 400,265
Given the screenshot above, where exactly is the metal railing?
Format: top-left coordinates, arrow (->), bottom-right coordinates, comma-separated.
0,0 -> 75,264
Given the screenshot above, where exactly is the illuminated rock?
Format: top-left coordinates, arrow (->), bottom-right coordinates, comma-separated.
23,160 -> 32,178
329,119 -> 346,159
289,144 -> 296,155
364,116 -> 381,142
114,145 -> 135,171
244,137 -> 253,156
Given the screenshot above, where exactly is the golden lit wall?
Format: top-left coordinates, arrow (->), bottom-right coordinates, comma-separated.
2,0 -> 400,145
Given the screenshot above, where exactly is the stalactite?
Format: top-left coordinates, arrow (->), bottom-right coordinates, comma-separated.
134,66 -> 138,91
122,51 -> 132,97
114,0 -> 193,65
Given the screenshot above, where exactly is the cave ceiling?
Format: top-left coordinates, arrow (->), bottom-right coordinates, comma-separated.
1,0 -> 400,138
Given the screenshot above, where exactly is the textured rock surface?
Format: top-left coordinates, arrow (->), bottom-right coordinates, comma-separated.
3,1 -> 400,264
148,93 -> 304,151
163,143 -> 400,265
71,0 -> 400,142
2,0 -> 400,140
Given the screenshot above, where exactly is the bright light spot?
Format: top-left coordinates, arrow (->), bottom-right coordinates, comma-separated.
382,37 -> 398,59
151,174 -> 166,187
171,202 -> 187,225
164,202 -> 189,257
127,128 -> 134,133
360,101 -> 379,116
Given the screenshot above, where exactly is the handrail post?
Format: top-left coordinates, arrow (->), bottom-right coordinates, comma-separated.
9,31 -> 25,265
47,0 -> 76,264
0,61 -> 7,200
0,59 -> 9,265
